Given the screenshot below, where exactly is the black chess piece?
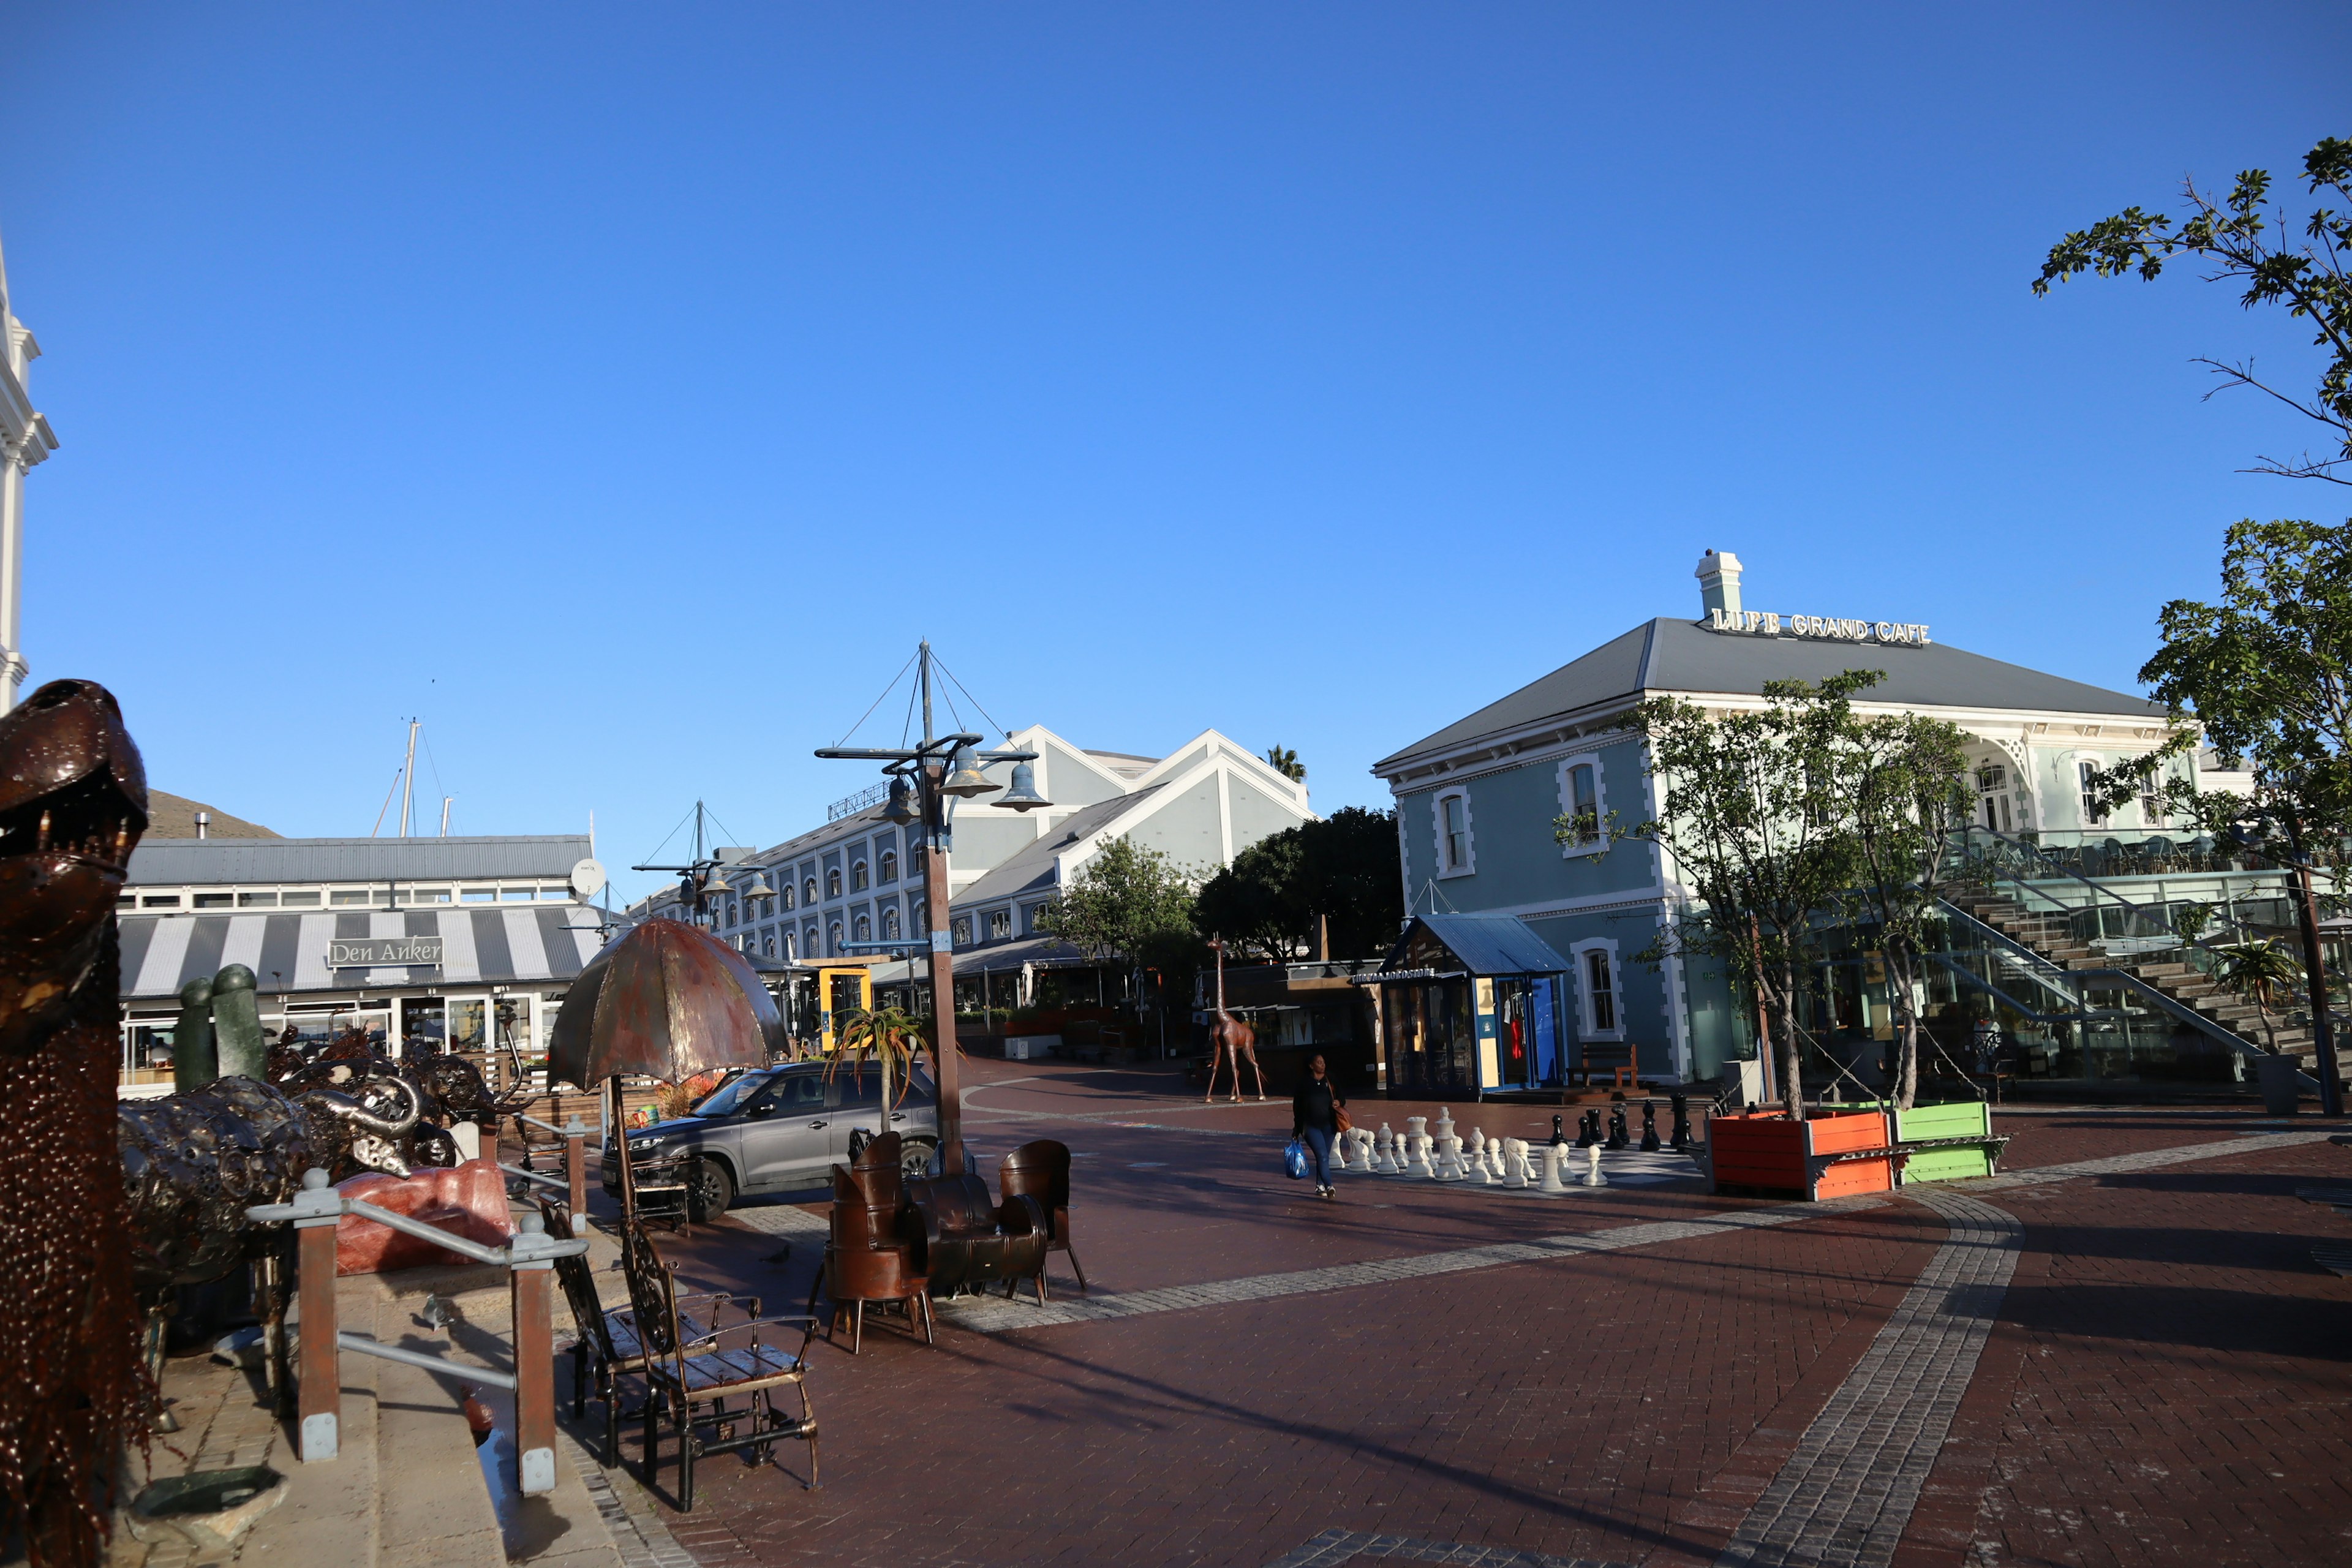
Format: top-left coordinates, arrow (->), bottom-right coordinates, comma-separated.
1550,1114 -> 1570,1148
1605,1107 -> 1630,1150
1577,1109 -> 1602,1147
1668,1093 -> 1696,1152
1639,1100 -> 1662,1152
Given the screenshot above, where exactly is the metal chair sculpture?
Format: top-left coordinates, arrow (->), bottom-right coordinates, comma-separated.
815,1132 -> 933,1354
535,1198 -> 750,1469
998,1139 -> 1086,1294
905,1173 -> 1050,1302
622,1219 -> 821,1508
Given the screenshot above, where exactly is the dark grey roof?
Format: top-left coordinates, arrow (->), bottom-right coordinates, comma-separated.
951,934 -> 1095,975
1374,618 -> 2165,774
127,834 -> 594,888
1381,914 -> 1572,977
949,786 -> 1164,910
117,904 -> 608,1000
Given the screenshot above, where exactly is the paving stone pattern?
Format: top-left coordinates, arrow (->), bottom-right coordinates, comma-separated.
1262,1526 -> 1637,1567
1711,1191 -> 2022,1568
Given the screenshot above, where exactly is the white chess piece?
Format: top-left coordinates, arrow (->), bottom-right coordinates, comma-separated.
1356,1128 -> 1375,1172
1500,1137 -> 1528,1189
1374,1124 -> 1394,1173
1583,1144 -> 1608,1187
1538,1144 -> 1568,1194
1491,1140 -> 1509,1180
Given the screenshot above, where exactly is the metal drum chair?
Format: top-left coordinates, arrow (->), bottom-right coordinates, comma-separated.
816,1133 -> 933,1353
905,1172 -> 1049,1302
998,1139 -> 1086,1294
622,1219 -> 821,1509
535,1198 -> 752,1469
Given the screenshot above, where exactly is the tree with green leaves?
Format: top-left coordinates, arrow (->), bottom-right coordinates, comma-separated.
1264,745 -> 1306,782
1613,676 -> 1870,1119
831,1005 -> 927,1114
1193,832 -> 1302,962
1039,835 -> 1204,1022
1195,807 -> 1406,961
1832,703 -> 1975,1109
2218,938 -> 2303,1054
2035,135 -> 2352,485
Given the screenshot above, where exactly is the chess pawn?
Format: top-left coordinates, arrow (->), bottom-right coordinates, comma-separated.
1583,1144 -> 1608,1187
1374,1124 -> 1395,1172
1500,1137 -> 1528,1189
1577,1109 -> 1602,1148
1640,1100 -> 1663,1152
1539,1143 -> 1568,1194
1549,1113 -> 1570,1150
1467,1126 -> 1486,1163
1669,1094 -> 1697,1152
1490,1139 -> 1508,1180
1605,1106 -> 1630,1150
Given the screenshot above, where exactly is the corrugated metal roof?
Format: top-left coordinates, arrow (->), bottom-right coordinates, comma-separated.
116,904 -> 609,1000
126,834 -> 594,887
950,786 -> 1163,910
1381,914 -> 1572,977
1374,617 -> 2166,774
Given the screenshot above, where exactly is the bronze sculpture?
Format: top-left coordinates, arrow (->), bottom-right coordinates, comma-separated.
0,679 -> 154,1567
1202,938 -> 1266,1102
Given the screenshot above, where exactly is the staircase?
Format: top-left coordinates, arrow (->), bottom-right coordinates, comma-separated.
1943,889 -> 2316,1069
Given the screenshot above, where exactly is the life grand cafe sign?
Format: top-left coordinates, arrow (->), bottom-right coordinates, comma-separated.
326,935 -> 445,968
1706,607 -> 1932,646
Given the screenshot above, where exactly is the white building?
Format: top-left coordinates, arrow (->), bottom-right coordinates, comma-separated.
0,230 -> 59,710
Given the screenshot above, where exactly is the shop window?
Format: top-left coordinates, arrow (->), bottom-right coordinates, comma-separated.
854,913 -> 872,942
989,908 -> 1011,940
1558,756 -> 1603,850
1433,790 -> 1474,876
879,850 -> 898,884
952,916 -> 974,947
883,906 -> 902,939
851,860 -> 869,892
827,869 -> 842,899
194,892 -> 233,909
2078,761 -> 2108,827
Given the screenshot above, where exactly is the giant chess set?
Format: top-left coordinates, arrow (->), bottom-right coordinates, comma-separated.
1335,1102 -> 1704,1191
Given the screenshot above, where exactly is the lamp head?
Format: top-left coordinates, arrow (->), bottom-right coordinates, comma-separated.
882,775 -> 917,823
741,870 -> 774,900
940,742 -> 997,799
995,758 -> 1050,813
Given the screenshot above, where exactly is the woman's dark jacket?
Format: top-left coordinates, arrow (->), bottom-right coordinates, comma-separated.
1292,1079 -> 1346,1137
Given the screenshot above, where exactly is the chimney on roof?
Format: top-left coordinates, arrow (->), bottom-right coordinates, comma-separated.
1695,550 -> 1743,618
194,811 -> 210,840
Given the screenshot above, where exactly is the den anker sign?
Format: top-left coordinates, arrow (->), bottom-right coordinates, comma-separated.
1705,607 -> 1931,646
326,935 -> 445,968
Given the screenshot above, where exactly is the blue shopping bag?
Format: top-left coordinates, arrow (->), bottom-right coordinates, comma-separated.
1283,1139 -> 1310,1180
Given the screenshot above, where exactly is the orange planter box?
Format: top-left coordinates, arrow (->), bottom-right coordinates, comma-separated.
1706,1108 -> 1892,1200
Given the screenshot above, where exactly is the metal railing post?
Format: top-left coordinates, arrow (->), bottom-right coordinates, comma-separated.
565,1115 -> 587,1218
508,1212 -> 559,1496
287,1167 -> 345,1462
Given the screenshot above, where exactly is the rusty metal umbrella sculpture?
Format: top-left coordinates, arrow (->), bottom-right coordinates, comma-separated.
548,918 -> 780,1221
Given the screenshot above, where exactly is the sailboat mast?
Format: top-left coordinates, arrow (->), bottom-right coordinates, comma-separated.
398,719 -> 419,837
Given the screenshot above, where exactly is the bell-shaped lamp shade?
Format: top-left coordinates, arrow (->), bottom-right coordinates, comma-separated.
699,873 -> 729,907
882,775 -> 917,823
940,742 -> 998,798
995,758 -> 1051,813
741,869 -> 775,900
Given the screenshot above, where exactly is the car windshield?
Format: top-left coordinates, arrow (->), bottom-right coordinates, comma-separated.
690,1070 -> 775,1118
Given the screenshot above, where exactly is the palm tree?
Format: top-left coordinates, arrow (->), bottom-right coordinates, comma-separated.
828,1006 -> 928,1114
1264,745 -> 1305,783
2219,938 -> 2303,1054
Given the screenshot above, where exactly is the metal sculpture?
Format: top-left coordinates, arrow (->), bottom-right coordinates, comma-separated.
1202,938 -> 1266,1102
0,679 -> 153,1567
274,1049 -> 524,1170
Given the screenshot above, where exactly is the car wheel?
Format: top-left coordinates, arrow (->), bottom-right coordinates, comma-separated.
900,1138 -> 938,1180
687,1158 -> 734,1222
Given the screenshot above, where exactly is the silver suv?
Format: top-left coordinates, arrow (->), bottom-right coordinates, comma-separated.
606,1061 -> 939,1221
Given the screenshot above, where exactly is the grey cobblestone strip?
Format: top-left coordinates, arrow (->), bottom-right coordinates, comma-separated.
1712,1189 -> 2022,1568
1263,1526 -> 1634,1567
941,1195 -> 1888,1333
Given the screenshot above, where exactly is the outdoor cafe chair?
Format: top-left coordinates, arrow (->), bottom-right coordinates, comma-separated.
998,1139 -> 1087,1294
623,1219 -> 822,1510
534,1197 -> 755,1469
811,1133 -> 934,1354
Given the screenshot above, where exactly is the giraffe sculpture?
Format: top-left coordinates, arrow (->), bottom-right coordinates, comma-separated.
1202,938 -> 1267,1102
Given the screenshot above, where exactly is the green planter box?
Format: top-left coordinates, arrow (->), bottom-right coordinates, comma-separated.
1891,1099 -> 1994,1183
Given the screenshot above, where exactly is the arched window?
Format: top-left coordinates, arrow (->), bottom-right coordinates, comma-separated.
784,929 -> 797,959
911,902 -> 927,937
879,850 -> 898,884
827,921 -> 843,956
804,878 -> 818,907
882,906 -> 902,939
854,913 -> 872,942
780,883 -> 794,911
826,869 -> 842,899
803,925 -> 818,956
851,860 -> 869,892
989,908 -> 1011,940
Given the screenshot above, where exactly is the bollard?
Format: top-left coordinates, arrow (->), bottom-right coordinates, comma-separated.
289,1168 -> 344,1461
1640,1101 -> 1662,1152
508,1212 -> 559,1496
565,1117 -> 588,1218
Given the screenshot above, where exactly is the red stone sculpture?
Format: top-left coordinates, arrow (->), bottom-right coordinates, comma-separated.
334,1158 -> 516,1275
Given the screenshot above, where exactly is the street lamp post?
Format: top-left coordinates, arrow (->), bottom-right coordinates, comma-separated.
816,641 -> 1049,1174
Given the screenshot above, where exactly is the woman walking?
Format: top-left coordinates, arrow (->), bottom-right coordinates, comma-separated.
1292,1052 -> 1348,1200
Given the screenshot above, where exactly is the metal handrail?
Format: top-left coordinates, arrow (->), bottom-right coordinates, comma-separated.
515,1111 -> 589,1137
337,1333 -> 517,1391
499,1163 -> 566,1193
1946,826 -> 2253,968
247,1174 -> 589,1268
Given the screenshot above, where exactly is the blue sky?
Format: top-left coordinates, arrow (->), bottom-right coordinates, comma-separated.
5,4 -> 2346,899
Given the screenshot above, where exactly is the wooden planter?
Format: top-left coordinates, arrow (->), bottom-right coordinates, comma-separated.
1890,1100 -> 1997,1184
1706,1108 -> 1893,1200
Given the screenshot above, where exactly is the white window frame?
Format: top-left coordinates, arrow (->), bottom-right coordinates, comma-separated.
1569,937 -> 1624,1041
1431,788 -> 1476,878
2074,756 -> 2110,829
1555,753 -> 1607,857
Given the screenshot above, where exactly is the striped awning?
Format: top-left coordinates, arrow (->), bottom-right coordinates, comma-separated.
118,907 -> 609,1001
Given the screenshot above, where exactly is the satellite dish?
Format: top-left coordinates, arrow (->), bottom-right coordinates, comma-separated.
569,858 -> 608,899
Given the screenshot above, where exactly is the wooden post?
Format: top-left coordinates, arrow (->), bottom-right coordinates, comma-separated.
510,1222 -> 557,1496
292,1170 -> 342,1461
565,1117 -> 587,1218
923,764 -> 964,1175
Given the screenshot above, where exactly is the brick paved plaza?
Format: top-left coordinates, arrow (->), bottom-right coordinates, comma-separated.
576,1061 -> 2352,1568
